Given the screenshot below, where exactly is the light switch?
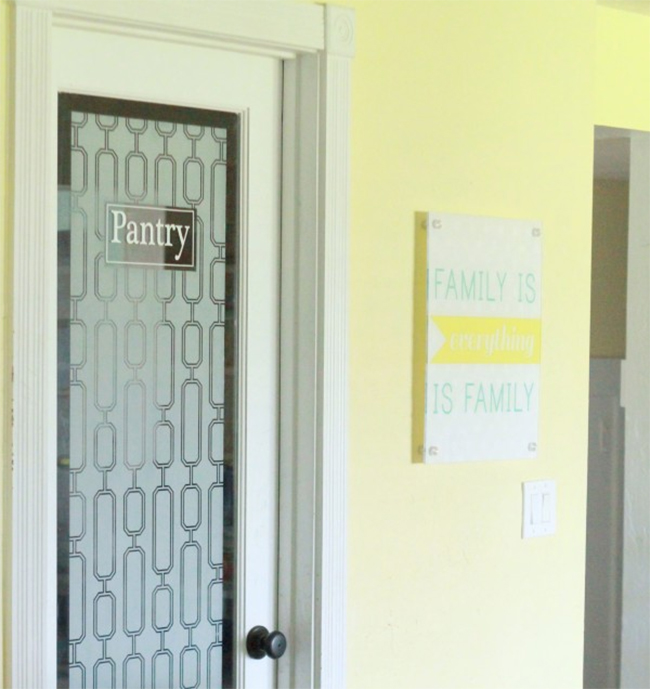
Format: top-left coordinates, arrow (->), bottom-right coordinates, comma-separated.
522,480 -> 556,538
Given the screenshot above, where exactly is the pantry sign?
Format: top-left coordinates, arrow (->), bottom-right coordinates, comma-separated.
417,212 -> 542,463
105,203 -> 196,269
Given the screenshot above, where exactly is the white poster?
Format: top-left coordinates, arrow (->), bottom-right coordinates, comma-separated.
422,212 -> 542,462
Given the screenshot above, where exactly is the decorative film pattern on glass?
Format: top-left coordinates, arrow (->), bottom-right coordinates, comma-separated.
58,97 -> 237,689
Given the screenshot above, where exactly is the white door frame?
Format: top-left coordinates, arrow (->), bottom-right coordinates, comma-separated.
11,2 -> 353,688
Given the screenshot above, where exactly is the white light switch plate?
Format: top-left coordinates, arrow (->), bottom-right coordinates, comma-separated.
522,480 -> 556,538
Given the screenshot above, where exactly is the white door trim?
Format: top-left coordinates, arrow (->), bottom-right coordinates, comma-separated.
11,2 -> 353,687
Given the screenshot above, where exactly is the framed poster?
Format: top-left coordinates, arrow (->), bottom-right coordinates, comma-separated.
413,212 -> 542,463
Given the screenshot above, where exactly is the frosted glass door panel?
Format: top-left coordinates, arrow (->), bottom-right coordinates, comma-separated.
57,95 -> 238,689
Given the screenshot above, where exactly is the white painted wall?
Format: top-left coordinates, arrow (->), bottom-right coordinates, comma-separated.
620,131 -> 650,689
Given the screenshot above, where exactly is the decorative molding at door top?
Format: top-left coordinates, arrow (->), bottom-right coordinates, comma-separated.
13,0 -> 325,57
326,5 -> 355,57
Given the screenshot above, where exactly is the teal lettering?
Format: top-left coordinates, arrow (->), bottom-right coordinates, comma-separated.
464,381 -> 535,414
445,271 -> 458,300
490,384 -> 504,412
518,272 -> 537,304
524,382 -> 534,408
460,271 -> 476,301
497,272 -> 507,301
432,382 -> 454,414
432,269 -> 510,303
434,268 -> 445,299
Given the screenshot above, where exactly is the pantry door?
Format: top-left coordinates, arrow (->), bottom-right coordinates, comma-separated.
55,24 -> 281,689
14,4 -> 352,689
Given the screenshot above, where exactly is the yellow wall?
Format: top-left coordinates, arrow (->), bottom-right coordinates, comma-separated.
347,2 -> 594,686
591,178 -> 628,358
0,2 -> 648,688
596,3 -> 650,129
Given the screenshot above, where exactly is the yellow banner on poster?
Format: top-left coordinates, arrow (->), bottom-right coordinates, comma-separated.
430,316 -> 541,365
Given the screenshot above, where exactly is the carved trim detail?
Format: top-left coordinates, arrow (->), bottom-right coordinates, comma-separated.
325,5 -> 355,58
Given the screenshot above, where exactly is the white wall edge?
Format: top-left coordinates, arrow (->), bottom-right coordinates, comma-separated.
620,130 -> 650,689
11,2 -> 353,688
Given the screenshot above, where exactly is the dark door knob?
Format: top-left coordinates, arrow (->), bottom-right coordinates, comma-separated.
246,625 -> 287,660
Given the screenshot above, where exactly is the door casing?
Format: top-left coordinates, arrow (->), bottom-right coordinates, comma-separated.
10,2 -> 353,688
